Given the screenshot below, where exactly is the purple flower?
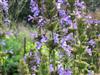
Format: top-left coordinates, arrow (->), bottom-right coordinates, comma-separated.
1,0 -> 10,25
57,0 -> 65,3
60,16 -> 72,26
74,10 -> 82,19
5,31 -> 12,36
50,64 -> 54,72
58,10 -> 66,17
34,52 -> 41,64
38,17 -> 46,26
86,20 -> 100,24
75,0 -> 86,9
65,33 -> 73,41
86,47 -> 92,56
53,33 -> 59,44
64,69 -> 72,75
58,64 -> 64,75
61,38 -> 67,48
4,18 -> 11,25
88,39 -> 96,48
30,0 -> 40,17
85,20 -> 94,24
24,54 -> 27,62
65,45 -> 72,56
73,22 -> 78,29
40,35 -> 48,43
31,66 -> 37,71
2,0 -> 8,13
36,42 -> 42,50
28,15 -> 34,21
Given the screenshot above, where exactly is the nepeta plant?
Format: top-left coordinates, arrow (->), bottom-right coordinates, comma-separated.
25,0 -> 100,75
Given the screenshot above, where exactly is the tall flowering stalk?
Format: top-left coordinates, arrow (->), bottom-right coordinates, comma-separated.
0,0 -> 10,25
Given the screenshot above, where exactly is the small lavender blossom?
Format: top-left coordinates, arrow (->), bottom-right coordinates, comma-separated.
31,66 -> 37,71
64,69 -> 72,75
38,17 -> 46,27
86,20 -> 100,24
88,39 -> 96,48
65,33 -> 73,41
60,16 -> 72,26
65,45 -> 72,56
5,31 -> 12,36
40,35 -> 48,43
29,50 -> 33,56
58,10 -> 66,17
34,52 -> 41,64
58,64 -> 64,75
53,33 -> 59,44
24,54 -> 27,62
75,0 -> 86,9
86,47 -> 92,56
2,0 -> 8,13
57,0 -> 65,3
50,64 -> 54,72
61,38 -> 67,48
36,42 -> 42,50
74,9 -> 82,19
85,20 -> 94,24
73,22 -> 78,29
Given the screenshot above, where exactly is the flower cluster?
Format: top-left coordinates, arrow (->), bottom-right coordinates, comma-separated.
28,0 -> 46,27
57,64 -> 72,75
0,0 -> 10,25
74,0 -> 86,19
86,39 -> 96,56
36,34 -> 48,50
56,0 -> 72,27
26,0 -> 99,74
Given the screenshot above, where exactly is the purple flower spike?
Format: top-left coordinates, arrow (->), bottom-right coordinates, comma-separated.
30,0 -> 40,17
36,42 -> 42,50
